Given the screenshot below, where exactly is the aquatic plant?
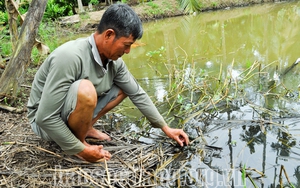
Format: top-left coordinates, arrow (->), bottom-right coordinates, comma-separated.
144,46 -> 300,131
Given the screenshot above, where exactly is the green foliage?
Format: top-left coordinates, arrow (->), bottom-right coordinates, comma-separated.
144,3 -> 163,16
146,46 -> 166,59
82,0 -> 94,6
14,0 -> 76,21
0,42 -> 12,57
0,10 -> 10,57
31,22 -> 82,65
0,0 -> 5,12
89,0 -> 99,5
146,1 -> 159,8
18,7 -> 28,15
18,1 -> 30,15
79,12 -> 90,20
211,1 -> 218,7
177,0 -> 202,13
162,0 -> 172,10
44,0 -> 72,21
0,11 -> 8,25
0,22 -> 12,57
242,164 -> 246,188
32,22 -> 60,64
177,94 -> 184,104
245,59 -> 252,68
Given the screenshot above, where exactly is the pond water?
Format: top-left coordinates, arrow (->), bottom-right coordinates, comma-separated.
118,1 -> 300,187
124,1 -> 300,100
62,1 -> 300,187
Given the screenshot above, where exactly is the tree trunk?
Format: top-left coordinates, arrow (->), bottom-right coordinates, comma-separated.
77,0 -> 84,13
0,0 -> 48,99
5,0 -> 20,51
105,0 -> 113,5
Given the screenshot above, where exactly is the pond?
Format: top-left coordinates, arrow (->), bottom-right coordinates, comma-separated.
117,1 -> 300,187
124,1 -> 300,101
59,1 -> 300,187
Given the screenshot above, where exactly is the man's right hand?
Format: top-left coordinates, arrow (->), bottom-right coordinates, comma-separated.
76,145 -> 111,162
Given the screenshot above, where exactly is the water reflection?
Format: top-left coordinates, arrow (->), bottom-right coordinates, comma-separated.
271,130 -> 297,157
154,112 -> 300,187
240,125 -> 266,154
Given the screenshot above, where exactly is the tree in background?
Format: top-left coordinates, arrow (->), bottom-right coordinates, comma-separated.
78,0 -> 84,13
0,0 -> 47,102
177,0 -> 202,14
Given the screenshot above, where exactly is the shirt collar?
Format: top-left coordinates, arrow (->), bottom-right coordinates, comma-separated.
88,33 -> 113,67
88,33 -> 102,67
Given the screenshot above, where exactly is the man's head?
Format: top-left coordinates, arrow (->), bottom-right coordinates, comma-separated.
97,3 -> 143,40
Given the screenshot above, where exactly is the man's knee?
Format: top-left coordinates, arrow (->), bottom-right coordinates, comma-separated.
78,79 -> 97,107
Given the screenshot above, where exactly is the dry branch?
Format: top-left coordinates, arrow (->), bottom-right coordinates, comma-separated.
0,104 -> 17,112
0,104 -> 24,113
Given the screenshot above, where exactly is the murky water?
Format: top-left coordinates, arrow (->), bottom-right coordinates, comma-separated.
118,2 -> 300,187
124,1 -> 300,100
62,1 -> 300,187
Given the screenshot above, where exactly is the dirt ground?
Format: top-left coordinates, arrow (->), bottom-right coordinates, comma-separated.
0,0 -> 289,187
59,0 -> 184,30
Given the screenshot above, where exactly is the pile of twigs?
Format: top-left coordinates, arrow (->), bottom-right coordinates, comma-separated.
0,121 -> 196,187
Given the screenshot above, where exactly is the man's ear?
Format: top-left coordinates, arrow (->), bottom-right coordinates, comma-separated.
104,29 -> 115,40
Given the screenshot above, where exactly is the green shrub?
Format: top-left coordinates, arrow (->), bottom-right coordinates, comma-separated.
177,0 -> 202,13
44,0 -> 72,21
18,0 -> 30,15
0,0 -> 5,12
0,11 -> 8,25
89,0 -> 99,5
0,42 -> 12,57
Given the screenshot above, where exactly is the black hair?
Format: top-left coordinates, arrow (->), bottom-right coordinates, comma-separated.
97,3 -> 143,40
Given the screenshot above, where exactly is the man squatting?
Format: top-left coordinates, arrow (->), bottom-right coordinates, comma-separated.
27,3 -> 189,162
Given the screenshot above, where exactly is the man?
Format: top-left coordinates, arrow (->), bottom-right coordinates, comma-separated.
27,3 -> 189,162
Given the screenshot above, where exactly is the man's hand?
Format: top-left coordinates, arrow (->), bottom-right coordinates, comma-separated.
161,125 -> 189,146
76,145 -> 111,162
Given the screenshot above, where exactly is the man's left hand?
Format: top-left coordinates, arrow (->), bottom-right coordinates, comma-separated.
161,125 -> 189,147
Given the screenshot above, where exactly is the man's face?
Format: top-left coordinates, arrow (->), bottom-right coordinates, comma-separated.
106,34 -> 135,60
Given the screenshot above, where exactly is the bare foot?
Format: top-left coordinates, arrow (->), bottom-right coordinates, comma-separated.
86,128 -> 111,141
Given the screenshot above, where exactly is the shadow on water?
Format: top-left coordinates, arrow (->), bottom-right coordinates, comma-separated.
118,1 -> 300,187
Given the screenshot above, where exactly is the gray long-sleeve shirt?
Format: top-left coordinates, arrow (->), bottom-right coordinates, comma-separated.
27,34 -> 167,155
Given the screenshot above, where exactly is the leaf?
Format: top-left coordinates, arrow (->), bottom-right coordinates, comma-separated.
35,40 -> 50,55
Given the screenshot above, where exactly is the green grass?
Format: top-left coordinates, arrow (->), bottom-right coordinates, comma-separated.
0,42 -> 12,57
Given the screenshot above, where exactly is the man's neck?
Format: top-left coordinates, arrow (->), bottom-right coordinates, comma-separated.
102,59 -> 108,69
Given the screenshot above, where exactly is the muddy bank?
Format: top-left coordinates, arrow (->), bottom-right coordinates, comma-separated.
60,0 -> 291,31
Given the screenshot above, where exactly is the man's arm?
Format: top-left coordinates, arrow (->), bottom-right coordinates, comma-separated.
33,49 -> 85,155
113,60 -> 189,146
